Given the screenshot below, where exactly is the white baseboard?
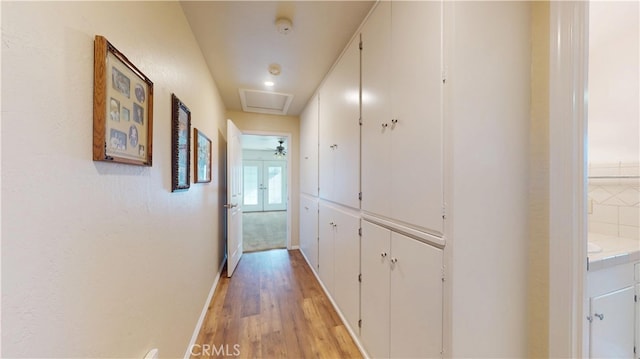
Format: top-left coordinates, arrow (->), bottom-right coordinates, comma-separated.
183,257 -> 227,359
289,245 -> 300,250
298,249 -> 369,359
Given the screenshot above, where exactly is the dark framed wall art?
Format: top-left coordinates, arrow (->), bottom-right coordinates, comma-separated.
194,128 -> 212,183
93,35 -> 153,166
171,94 -> 191,192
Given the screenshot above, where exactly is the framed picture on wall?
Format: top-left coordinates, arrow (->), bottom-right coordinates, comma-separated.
93,35 -> 153,166
194,128 -> 212,183
171,94 -> 191,192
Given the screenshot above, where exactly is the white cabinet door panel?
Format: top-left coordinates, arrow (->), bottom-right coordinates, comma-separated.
299,196 -> 319,272
361,1 -> 392,219
360,220 -> 391,359
390,1 -> 444,234
300,94 -> 319,196
318,202 -> 335,294
390,232 -> 444,358
590,286 -> 635,358
333,209 -> 361,333
319,37 -> 361,209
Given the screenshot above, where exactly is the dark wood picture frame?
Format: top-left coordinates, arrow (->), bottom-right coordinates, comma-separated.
93,35 -> 153,166
171,94 -> 191,192
194,128 -> 212,183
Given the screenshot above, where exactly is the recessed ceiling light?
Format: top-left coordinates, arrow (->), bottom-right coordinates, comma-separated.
264,81 -> 275,87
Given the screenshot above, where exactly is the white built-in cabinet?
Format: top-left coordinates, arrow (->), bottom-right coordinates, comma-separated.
587,261 -> 638,358
360,220 -> 443,358
299,195 -> 319,271
361,1 -> 444,235
319,36 -> 361,209
318,202 -> 361,332
300,94 -> 319,197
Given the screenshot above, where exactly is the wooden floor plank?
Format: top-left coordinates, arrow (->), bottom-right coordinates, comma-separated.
190,249 -> 362,359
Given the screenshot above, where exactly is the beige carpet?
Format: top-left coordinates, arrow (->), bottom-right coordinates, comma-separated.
243,211 -> 287,252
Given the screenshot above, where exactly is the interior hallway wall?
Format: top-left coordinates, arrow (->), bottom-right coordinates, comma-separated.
226,110 -> 300,248
1,2 -> 226,357
527,1 -> 550,357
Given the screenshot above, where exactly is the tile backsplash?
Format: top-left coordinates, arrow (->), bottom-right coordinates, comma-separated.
588,162 -> 640,239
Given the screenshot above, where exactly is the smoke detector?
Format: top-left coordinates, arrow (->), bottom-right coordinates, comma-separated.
268,63 -> 281,76
276,17 -> 293,35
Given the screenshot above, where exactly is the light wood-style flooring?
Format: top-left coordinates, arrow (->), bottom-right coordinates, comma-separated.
191,249 -> 362,359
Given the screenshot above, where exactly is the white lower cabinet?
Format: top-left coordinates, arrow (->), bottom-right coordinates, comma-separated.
319,202 -> 361,331
361,220 -> 443,358
590,286 -> 635,358
299,195 -> 319,272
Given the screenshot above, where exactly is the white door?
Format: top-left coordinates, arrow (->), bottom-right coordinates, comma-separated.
242,160 -> 286,212
590,286 -> 635,358
242,160 -> 263,212
226,119 -> 243,277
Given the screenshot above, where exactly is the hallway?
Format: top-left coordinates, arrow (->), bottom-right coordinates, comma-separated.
191,250 -> 361,358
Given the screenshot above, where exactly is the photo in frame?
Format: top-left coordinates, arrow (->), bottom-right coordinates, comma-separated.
93,35 -> 153,166
171,94 -> 191,192
194,128 -> 212,183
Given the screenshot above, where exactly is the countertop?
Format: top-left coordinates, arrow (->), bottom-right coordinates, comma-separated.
588,233 -> 640,271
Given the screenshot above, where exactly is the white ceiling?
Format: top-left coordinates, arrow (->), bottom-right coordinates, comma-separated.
180,1 -> 375,116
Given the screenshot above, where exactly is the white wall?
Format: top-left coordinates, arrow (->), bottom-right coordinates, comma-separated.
1,2 -> 226,357
445,2 -> 530,357
588,1 -> 640,164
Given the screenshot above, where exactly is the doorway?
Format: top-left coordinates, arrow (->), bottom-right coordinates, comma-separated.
241,134 -> 290,252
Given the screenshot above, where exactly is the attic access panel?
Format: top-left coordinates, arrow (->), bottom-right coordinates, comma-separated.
239,88 -> 294,115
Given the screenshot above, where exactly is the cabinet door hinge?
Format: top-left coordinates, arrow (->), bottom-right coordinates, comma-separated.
441,267 -> 446,282
635,294 -> 637,303
358,227 -> 362,236
633,346 -> 636,354
358,273 -> 362,282
442,67 -> 448,84
359,192 -> 363,201
359,117 -> 363,126
359,40 -> 363,50
442,206 -> 446,220
587,315 -> 593,323
358,319 -> 362,328
587,257 -> 590,271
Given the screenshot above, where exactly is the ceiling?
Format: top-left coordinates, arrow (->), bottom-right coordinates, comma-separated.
180,1 -> 375,116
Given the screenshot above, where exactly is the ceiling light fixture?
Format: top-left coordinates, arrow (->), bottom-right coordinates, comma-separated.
275,17 -> 293,35
274,139 -> 286,159
264,81 -> 275,87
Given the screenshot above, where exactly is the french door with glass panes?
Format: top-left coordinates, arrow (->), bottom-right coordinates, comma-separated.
243,160 -> 287,212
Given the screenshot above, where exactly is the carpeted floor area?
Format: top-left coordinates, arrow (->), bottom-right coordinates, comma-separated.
243,211 -> 287,252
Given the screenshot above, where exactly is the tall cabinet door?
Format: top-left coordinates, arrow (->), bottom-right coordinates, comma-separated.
360,220 -> 391,359
299,196 -> 319,272
361,1 -> 392,218
318,202 -> 335,294
333,208 -> 361,333
300,94 -> 319,196
319,34 -> 361,209
390,232 -> 443,358
390,1 -> 444,234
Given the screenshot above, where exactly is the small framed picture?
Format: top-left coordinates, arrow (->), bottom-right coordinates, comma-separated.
93,35 -> 153,166
171,94 -> 191,192
194,128 -> 212,183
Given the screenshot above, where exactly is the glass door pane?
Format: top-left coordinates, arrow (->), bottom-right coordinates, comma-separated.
242,160 -> 263,212
263,161 -> 287,211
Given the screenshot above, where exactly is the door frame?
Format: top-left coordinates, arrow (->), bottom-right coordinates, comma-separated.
548,1 -> 589,357
241,130 -> 293,250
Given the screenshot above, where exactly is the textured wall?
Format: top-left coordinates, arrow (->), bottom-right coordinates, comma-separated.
2,2 -> 226,357
226,110 -> 300,248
